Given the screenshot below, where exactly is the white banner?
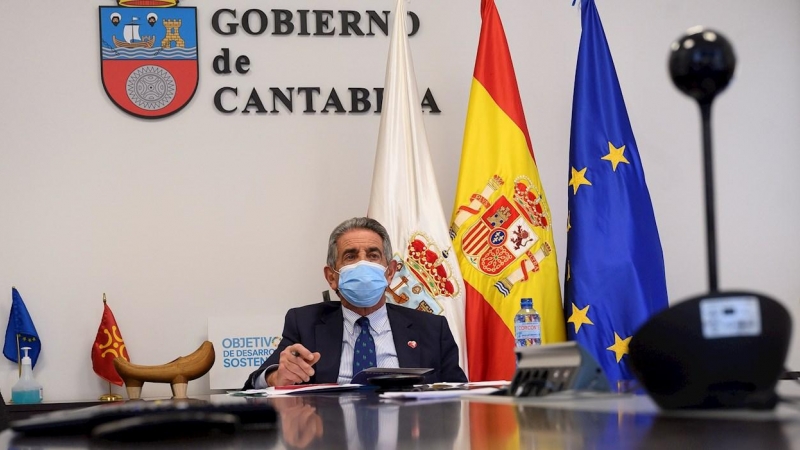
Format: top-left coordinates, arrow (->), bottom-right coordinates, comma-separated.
367,0 -> 468,376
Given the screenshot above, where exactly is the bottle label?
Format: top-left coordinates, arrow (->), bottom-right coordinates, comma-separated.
515,322 -> 541,340
515,311 -> 542,347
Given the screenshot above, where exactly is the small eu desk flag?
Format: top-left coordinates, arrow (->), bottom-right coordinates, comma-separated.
3,287 -> 42,368
564,0 -> 669,387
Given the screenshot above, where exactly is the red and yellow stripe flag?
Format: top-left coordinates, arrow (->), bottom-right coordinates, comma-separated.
450,0 -> 565,381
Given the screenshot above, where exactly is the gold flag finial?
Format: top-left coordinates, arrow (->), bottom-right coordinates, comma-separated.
103,293 -> 107,304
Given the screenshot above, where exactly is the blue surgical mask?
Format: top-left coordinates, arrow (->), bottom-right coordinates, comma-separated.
335,260 -> 389,308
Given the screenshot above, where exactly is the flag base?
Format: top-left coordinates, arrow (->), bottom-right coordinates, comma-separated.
98,393 -> 123,402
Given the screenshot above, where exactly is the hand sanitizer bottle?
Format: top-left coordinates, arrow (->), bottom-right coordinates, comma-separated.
11,347 -> 43,404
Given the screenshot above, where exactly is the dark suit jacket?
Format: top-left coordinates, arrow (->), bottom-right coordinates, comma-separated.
244,301 -> 467,389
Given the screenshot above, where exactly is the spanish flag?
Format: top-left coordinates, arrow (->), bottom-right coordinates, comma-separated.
450,0 -> 565,381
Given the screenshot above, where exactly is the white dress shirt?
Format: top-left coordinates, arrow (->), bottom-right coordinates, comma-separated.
338,304 -> 399,384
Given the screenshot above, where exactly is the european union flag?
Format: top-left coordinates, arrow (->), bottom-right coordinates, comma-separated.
3,287 -> 42,368
564,0 -> 668,387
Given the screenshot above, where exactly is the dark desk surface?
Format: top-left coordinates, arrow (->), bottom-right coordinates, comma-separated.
6,399 -> 107,422
2,391 -> 799,449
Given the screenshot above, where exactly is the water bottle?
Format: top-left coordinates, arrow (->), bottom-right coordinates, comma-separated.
514,298 -> 541,347
11,347 -> 43,404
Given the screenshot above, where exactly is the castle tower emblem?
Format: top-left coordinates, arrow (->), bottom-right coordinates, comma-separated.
161,19 -> 185,48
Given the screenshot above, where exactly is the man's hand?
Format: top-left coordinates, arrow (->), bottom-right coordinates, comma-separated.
267,344 -> 321,387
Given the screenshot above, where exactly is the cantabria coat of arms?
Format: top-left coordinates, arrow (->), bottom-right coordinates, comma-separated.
99,0 -> 198,119
386,233 -> 459,315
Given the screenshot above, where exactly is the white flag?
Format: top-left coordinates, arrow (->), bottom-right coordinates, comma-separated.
367,0 -> 468,375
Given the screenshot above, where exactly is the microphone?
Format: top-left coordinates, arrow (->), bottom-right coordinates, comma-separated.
628,28 -> 792,410
668,27 -> 735,292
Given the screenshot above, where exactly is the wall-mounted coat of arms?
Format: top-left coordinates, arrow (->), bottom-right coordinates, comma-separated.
99,0 -> 198,119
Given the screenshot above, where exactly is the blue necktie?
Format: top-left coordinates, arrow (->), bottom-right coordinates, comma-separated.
353,317 -> 377,376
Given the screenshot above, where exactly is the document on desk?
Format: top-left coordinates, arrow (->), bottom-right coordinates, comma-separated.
230,384 -> 362,397
380,387 -> 502,400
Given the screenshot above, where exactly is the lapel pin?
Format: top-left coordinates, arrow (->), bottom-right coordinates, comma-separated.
407,341 -> 417,349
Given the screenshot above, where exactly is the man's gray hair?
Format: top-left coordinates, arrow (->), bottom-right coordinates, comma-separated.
326,217 -> 393,268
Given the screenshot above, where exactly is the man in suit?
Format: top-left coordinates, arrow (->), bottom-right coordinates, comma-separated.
244,217 -> 467,389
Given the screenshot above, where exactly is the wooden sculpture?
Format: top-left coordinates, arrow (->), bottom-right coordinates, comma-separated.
113,341 -> 215,399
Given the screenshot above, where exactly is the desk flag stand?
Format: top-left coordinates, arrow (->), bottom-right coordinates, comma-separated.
99,383 -> 123,402
15,333 -> 21,378
95,294 -> 124,402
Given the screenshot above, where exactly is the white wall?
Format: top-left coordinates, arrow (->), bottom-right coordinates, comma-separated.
1,0 -> 798,401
